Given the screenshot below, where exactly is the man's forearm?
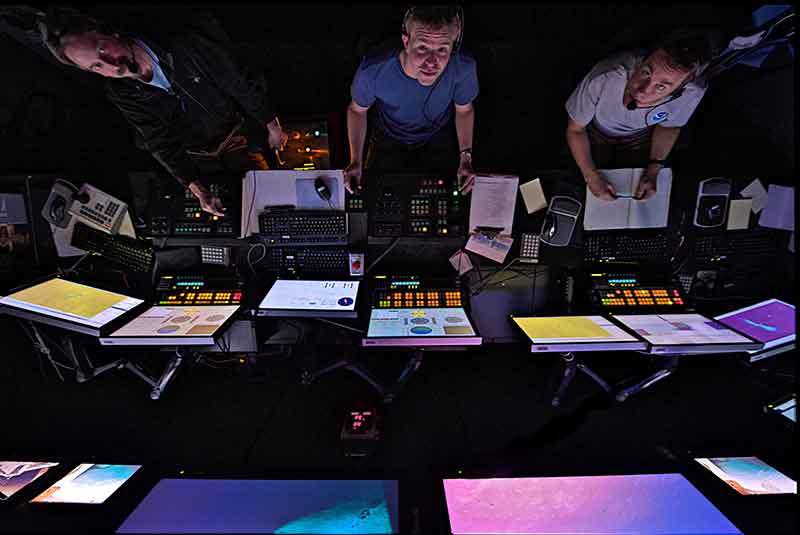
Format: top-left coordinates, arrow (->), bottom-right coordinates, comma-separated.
566,127 -> 597,178
454,106 -> 475,152
347,107 -> 368,164
649,125 -> 681,161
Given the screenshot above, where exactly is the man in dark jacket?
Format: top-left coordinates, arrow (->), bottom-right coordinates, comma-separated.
38,8 -> 286,215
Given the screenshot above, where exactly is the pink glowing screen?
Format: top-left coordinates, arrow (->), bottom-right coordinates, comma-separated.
443,473 -> 742,534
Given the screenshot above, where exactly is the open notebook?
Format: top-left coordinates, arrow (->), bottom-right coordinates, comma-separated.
584,168 -> 673,230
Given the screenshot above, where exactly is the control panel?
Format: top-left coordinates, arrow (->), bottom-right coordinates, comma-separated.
370,274 -> 464,308
155,274 -> 243,305
146,182 -> 239,238
589,272 -> 686,310
68,183 -> 128,234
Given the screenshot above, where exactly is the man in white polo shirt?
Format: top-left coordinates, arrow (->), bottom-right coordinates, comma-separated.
565,29 -> 714,201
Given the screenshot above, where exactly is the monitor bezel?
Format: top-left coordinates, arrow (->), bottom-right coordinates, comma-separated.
508,314 -> 648,353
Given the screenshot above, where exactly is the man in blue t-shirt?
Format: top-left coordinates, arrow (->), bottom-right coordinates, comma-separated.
345,6 -> 479,193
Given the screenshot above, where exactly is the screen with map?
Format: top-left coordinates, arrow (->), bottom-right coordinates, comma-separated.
31,464 -> 141,504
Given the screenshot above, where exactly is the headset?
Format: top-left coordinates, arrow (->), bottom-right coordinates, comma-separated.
401,5 -> 464,56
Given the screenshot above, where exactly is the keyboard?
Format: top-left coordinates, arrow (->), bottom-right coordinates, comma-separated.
584,231 -> 670,263
71,221 -> 155,273
519,233 -> 540,264
261,246 -> 350,276
258,210 -> 347,245
692,228 -> 780,267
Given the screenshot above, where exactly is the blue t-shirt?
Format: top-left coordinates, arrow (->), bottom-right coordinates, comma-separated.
351,47 -> 479,145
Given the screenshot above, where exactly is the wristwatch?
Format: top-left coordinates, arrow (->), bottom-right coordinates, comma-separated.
460,148 -> 473,158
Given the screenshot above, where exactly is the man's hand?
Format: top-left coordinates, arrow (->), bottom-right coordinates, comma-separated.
634,165 -> 659,201
457,152 -> 476,194
344,160 -> 363,194
188,181 -> 225,216
266,118 -> 288,150
585,169 -> 617,201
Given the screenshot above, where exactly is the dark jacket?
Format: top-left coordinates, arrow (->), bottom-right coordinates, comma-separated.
105,23 -> 276,187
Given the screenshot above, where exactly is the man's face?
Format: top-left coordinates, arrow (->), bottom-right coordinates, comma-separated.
625,49 -> 693,107
62,30 -> 136,78
401,20 -> 459,86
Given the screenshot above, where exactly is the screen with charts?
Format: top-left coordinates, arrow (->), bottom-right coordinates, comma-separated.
0,278 -> 143,331
101,305 -> 239,346
0,461 -> 59,500
364,307 -> 480,346
116,479 -> 399,534
714,299 -> 795,349
511,315 -> 647,352
258,280 -> 359,318
31,464 -> 141,504
695,457 -> 797,496
442,474 -> 742,535
611,313 -> 762,354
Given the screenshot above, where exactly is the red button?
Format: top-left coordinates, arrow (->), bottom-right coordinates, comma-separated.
352,260 -> 361,269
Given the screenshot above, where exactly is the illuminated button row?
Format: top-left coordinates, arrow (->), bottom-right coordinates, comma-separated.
375,290 -> 462,308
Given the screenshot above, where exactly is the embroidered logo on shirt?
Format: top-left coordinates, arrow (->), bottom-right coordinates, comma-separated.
650,111 -> 669,123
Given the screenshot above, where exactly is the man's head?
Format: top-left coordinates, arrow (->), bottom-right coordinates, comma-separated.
400,5 -> 462,86
38,9 -> 140,79
625,28 -> 713,107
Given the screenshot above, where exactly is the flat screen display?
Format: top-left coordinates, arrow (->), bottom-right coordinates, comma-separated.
0,461 -> 59,500
694,457 -> 796,495
31,464 -> 141,504
259,280 -> 359,312
108,305 -> 238,338
714,299 -> 795,349
0,278 -> 143,328
116,479 -> 399,534
612,313 -> 758,350
366,307 -> 476,338
443,474 -> 742,534
511,315 -> 646,352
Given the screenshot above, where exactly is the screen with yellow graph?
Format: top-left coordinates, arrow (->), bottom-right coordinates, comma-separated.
512,316 -> 640,343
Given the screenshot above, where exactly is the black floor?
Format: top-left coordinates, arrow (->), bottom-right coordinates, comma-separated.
0,313 -> 795,534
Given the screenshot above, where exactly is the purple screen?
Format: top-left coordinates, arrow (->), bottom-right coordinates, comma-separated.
715,300 -> 795,344
116,479 -> 399,534
443,474 -> 742,534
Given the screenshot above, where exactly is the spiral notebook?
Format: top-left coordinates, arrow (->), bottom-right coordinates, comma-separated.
583,168 -> 672,230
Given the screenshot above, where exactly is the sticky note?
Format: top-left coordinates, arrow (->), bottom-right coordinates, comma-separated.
739,178 -> 768,214
726,198 -> 752,230
519,178 -> 547,214
759,184 -> 795,231
449,250 -> 474,275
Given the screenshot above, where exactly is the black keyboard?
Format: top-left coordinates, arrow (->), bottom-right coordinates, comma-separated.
584,231 -> 670,263
692,228 -> 780,267
262,246 -> 350,276
71,221 -> 155,273
258,210 -> 347,245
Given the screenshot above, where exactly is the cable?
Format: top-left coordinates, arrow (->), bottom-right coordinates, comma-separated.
246,241 -> 267,276
244,171 -> 258,238
313,317 -> 366,334
365,236 -> 401,274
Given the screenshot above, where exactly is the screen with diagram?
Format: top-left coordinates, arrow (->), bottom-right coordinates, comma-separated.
366,307 -> 476,338
259,280 -> 359,311
512,316 -> 642,344
31,464 -> 141,504
695,457 -> 797,496
714,299 -> 795,347
0,461 -> 59,500
612,314 -> 755,346
443,474 -> 741,535
117,479 -> 399,534
109,306 -> 238,338
0,278 -> 143,328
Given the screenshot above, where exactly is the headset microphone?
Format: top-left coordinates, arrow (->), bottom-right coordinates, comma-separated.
626,100 -> 637,111
121,40 -> 140,74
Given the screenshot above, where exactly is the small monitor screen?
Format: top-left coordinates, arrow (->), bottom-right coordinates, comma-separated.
612,314 -> 756,347
511,315 -> 646,352
0,461 -> 59,500
116,479 -> 399,534
108,305 -> 238,338
0,278 -> 143,328
367,307 -> 476,338
443,474 -> 742,534
31,464 -> 141,504
694,457 -> 797,495
772,397 -> 796,422
259,280 -> 359,314
714,299 -> 795,348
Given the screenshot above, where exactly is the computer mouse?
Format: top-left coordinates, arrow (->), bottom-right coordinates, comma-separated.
542,214 -> 557,241
314,177 -> 332,201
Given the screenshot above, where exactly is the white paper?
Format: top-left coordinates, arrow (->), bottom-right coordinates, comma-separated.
739,178 -> 768,214
468,174 -> 519,234
726,198 -> 753,230
465,233 -> 514,263
519,178 -> 547,214
240,170 -> 346,237
583,168 -> 672,230
758,185 -> 794,231
449,250 -> 474,275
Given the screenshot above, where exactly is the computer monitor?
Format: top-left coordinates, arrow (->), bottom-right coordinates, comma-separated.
714,299 -> 795,358
0,461 -> 59,501
510,315 -> 647,352
694,457 -> 796,496
99,305 -> 239,346
30,464 -> 141,504
116,479 -> 400,534
258,280 -> 360,318
610,313 -> 763,354
442,474 -> 742,534
362,307 -> 481,347
0,277 -> 146,337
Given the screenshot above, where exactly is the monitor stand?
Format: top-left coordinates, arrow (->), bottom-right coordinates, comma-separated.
551,352 -> 613,407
